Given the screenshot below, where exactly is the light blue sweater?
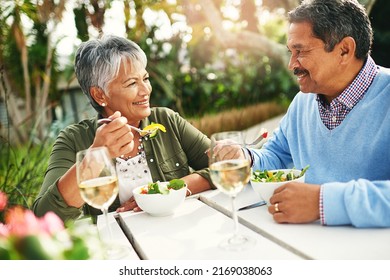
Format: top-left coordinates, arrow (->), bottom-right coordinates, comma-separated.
251,66 -> 390,227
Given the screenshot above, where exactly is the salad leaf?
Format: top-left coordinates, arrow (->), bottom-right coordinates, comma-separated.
144,122 -> 166,138
144,182 -> 170,195
167,179 -> 186,190
251,165 -> 310,183
147,182 -> 162,194
299,165 -> 310,177
141,179 -> 185,195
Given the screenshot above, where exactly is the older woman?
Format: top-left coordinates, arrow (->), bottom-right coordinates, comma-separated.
33,35 -> 213,222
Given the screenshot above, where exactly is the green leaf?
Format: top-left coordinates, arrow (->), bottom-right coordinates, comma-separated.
167,179 -> 186,190
299,165 -> 310,177
147,182 -> 162,194
63,237 -> 90,260
16,235 -> 51,260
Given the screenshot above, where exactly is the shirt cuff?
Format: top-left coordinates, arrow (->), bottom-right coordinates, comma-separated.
242,148 -> 254,167
319,185 -> 326,225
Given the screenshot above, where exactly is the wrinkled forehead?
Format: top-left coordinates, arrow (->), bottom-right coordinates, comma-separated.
287,22 -> 321,48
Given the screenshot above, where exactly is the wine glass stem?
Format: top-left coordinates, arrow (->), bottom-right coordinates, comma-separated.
231,195 -> 238,237
103,206 -> 113,240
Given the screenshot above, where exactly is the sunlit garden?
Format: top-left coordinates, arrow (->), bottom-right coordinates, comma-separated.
1,0 -> 389,217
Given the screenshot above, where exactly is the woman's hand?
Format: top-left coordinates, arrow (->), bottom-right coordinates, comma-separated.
92,111 -> 135,158
116,196 -> 142,213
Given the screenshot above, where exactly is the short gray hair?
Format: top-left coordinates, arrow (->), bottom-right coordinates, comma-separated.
74,35 -> 147,113
288,0 -> 373,60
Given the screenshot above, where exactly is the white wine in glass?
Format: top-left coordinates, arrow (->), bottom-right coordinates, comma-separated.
76,147 -> 127,259
209,131 -> 256,251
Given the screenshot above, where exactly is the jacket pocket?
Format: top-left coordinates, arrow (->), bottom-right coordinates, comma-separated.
159,149 -> 189,179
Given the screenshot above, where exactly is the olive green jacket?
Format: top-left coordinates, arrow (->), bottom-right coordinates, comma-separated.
33,107 -> 212,222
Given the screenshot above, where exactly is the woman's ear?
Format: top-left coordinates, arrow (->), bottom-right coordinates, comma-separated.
90,86 -> 106,106
338,36 -> 356,64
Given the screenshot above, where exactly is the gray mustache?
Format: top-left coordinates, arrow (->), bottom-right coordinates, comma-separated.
293,68 -> 308,76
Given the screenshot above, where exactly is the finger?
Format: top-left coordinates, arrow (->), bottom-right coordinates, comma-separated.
273,184 -> 288,194
270,203 -> 289,224
103,128 -> 134,157
118,142 -> 135,158
215,145 -> 241,160
269,188 -> 285,204
268,203 -> 281,214
116,199 -> 137,213
104,117 -> 128,132
267,205 -> 273,214
222,146 -> 243,160
115,130 -> 135,155
96,117 -> 129,144
267,204 -> 278,214
272,212 -> 287,223
109,111 -> 122,119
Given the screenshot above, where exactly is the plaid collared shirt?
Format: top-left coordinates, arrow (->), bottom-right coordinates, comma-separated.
316,56 -> 378,130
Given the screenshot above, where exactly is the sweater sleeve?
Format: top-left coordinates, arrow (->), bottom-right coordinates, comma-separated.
32,129 -> 84,222
32,120 -> 97,222
322,179 -> 390,227
250,114 -> 294,171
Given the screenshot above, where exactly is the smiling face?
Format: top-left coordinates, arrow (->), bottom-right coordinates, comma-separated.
102,59 -> 152,126
287,21 -> 346,99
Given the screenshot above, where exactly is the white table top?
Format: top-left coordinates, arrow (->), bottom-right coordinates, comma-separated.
201,185 -> 390,260
97,185 -> 390,260
117,197 -> 301,260
96,212 -> 140,260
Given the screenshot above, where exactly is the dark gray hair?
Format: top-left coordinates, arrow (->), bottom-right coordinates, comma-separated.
74,35 -> 147,113
288,0 -> 373,60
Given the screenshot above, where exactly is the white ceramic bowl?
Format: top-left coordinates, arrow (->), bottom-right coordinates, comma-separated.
132,182 -> 187,217
250,169 -> 305,204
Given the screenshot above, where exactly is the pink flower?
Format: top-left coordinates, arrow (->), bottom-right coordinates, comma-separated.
5,207 -> 41,237
0,192 -> 7,211
4,206 -> 64,238
39,212 -> 64,235
0,223 -> 10,237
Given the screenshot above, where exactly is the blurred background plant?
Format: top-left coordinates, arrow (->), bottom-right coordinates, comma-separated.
0,0 -> 387,208
0,191 -> 104,260
0,136 -> 52,210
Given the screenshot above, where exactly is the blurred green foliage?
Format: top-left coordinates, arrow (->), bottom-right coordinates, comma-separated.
142,22 -> 298,118
0,137 -> 53,210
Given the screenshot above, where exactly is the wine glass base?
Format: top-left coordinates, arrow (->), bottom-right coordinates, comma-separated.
218,234 -> 256,252
102,241 -> 133,260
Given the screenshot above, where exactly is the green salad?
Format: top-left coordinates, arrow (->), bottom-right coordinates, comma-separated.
251,165 -> 309,183
140,179 -> 186,195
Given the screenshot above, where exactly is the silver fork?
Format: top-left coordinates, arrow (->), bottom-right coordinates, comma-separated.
245,128 -> 268,147
97,118 -> 158,137
204,128 -> 268,155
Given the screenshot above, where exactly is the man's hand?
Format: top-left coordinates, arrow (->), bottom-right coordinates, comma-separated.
268,182 -> 321,224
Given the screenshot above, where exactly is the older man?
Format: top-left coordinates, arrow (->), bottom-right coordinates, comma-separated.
243,0 -> 390,227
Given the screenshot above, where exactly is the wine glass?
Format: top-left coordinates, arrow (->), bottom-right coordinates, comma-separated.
76,147 -> 126,258
209,131 -> 256,251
